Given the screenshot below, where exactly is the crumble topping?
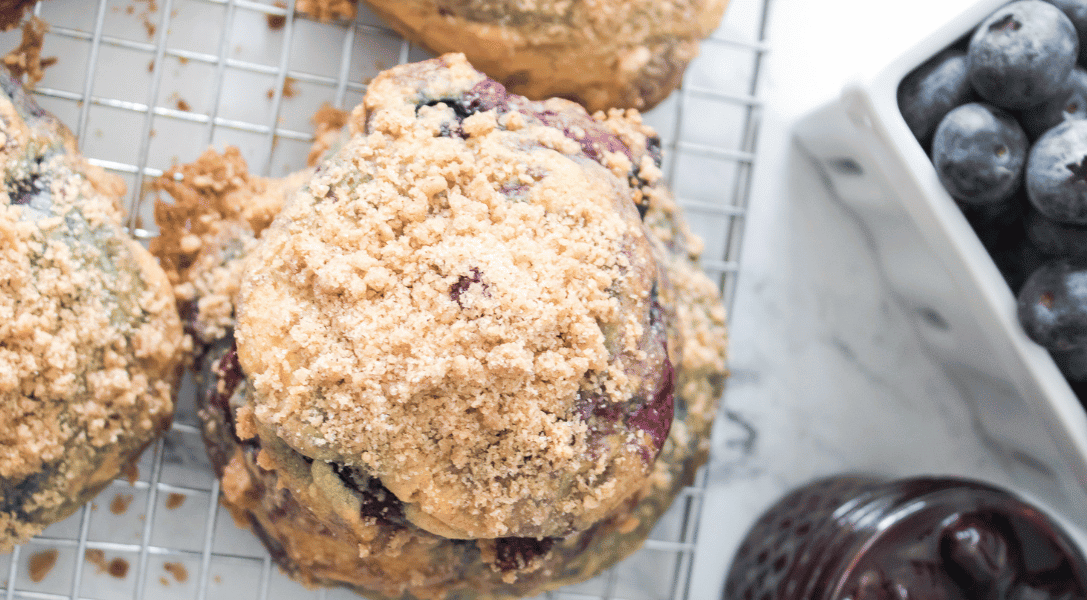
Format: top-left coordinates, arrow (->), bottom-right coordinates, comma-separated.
236,54 -> 668,540
150,147 -> 310,348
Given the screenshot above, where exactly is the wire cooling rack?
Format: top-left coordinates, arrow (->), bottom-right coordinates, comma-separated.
0,0 -> 770,598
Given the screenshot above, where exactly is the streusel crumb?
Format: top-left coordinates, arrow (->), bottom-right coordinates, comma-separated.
237,54 -> 671,540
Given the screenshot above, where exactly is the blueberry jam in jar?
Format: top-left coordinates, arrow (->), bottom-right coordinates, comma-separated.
723,476 -> 1087,600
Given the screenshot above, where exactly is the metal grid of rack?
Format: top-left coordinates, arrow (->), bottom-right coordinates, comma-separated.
0,0 -> 771,598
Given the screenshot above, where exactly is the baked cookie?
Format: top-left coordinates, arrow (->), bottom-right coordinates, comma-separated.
0,72 -> 184,551
158,54 -> 726,599
359,0 -> 730,113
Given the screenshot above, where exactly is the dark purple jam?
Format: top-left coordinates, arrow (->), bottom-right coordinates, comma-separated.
449,267 -> 486,307
574,357 -> 674,462
723,477 -> 1087,600
628,356 -> 675,459
530,108 -> 634,164
332,464 -> 407,528
492,536 -> 557,572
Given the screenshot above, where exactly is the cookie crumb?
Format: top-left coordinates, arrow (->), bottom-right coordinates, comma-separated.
164,561 -> 188,583
108,558 -> 129,579
133,0 -> 159,39
165,492 -> 186,509
307,102 -> 348,166
175,97 -> 190,112
28,549 -> 58,583
267,1 -> 287,29
84,549 -> 107,572
294,0 -> 356,22
2,16 -> 58,88
110,493 -> 134,515
123,463 -> 140,484
214,575 -> 222,584
159,575 -> 169,586
0,0 -> 35,31
267,76 -> 299,100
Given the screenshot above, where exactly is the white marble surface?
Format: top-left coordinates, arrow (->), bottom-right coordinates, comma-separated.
689,0 -> 1083,597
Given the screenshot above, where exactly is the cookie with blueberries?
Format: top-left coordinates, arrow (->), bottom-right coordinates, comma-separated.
157,53 -> 727,598
0,73 -> 184,551
357,0 -> 730,113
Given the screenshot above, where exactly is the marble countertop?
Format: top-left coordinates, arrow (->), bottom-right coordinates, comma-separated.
688,0 -> 1084,596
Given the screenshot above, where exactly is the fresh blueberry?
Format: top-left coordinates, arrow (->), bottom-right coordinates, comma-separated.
1026,120 -> 1087,224
1025,208 -> 1087,258
1047,0 -> 1087,63
1017,259 -> 1087,350
968,0 -> 1078,110
1021,67 -> 1087,139
899,49 -> 974,147
932,103 -> 1028,204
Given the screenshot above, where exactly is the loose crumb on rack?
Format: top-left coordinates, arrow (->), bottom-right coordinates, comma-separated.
0,0 -> 36,31
28,549 -> 58,583
267,0 -> 287,29
110,493 -> 134,515
164,561 -> 188,583
295,0 -> 356,22
165,492 -> 186,509
123,463 -> 140,484
2,16 -> 57,88
307,102 -> 348,166
132,0 -> 159,39
108,558 -> 129,579
85,549 -> 107,572
267,76 -> 299,100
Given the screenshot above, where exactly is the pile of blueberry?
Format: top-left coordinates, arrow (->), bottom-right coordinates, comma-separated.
899,0 -> 1087,392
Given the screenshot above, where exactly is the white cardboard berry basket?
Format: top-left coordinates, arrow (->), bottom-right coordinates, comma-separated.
794,0 -> 1087,524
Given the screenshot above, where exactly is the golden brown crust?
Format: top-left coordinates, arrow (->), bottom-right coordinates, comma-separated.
358,0 -> 730,112
0,73 -> 184,551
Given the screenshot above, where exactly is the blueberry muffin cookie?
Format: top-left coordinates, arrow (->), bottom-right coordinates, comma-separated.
159,54 -> 726,599
358,0 -> 729,113
0,73 -> 184,551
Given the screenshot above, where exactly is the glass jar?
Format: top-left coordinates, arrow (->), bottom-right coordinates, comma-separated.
723,476 -> 1087,600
